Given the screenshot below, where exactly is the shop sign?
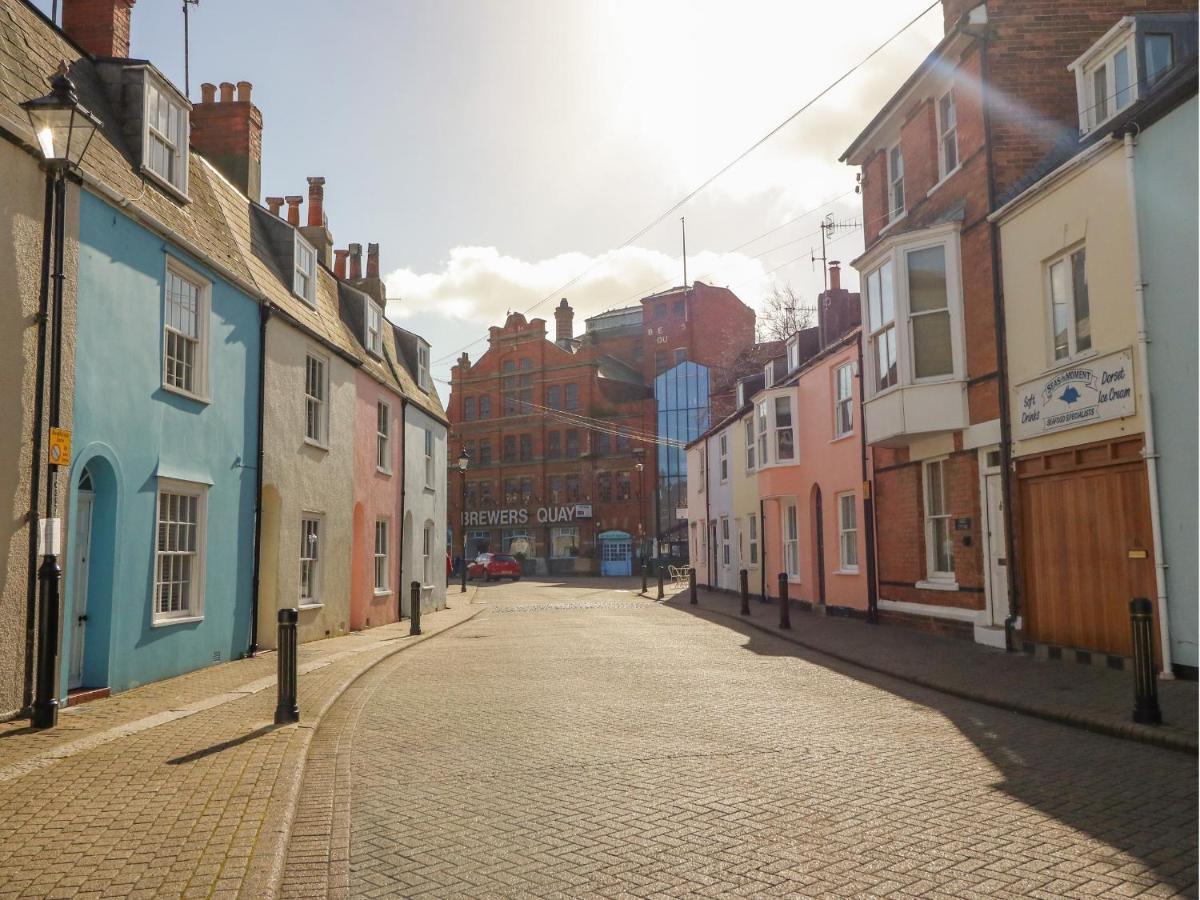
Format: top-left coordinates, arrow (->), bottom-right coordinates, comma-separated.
462,505 -> 587,527
1014,349 -> 1135,439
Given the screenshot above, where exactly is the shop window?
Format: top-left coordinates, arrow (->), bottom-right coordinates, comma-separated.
551,527 -> 579,558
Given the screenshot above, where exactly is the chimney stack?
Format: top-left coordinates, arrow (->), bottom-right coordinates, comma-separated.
265,196 -> 284,216
298,177 -> 333,266
62,0 -> 136,59
190,78 -> 264,202
829,260 -> 841,292
334,249 -> 349,279
554,298 -> 574,345
348,243 -> 363,280
366,243 -> 380,278
284,196 -> 303,226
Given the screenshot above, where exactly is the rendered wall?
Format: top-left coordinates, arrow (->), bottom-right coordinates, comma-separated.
402,405 -> 447,615
62,189 -> 258,695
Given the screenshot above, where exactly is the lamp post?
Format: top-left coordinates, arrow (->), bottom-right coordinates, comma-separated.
457,448 -> 470,592
633,448 -> 646,570
23,64 -> 100,730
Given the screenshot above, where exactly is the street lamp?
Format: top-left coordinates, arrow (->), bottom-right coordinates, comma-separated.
633,447 -> 647,569
457,447 -> 470,593
22,63 -> 100,730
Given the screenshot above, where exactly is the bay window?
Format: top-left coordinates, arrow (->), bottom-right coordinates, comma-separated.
774,396 -> 794,461
907,245 -> 953,379
866,261 -> 897,392
756,401 -> 768,465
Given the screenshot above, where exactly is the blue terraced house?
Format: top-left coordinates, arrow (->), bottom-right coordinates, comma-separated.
3,1 -> 267,701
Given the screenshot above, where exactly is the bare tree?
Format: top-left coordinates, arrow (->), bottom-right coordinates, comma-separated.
756,284 -> 815,342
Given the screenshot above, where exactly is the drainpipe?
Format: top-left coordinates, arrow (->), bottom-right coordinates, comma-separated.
397,396 -> 408,620
759,498 -> 766,603
247,304 -> 269,657
979,31 -> 1022,651
1123,128 -> 1173,678
856,335 -> 879,623
703,441 -> 712,588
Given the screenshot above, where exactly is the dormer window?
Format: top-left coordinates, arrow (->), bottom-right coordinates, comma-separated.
294,234 -> 316,305
763,363 -> 774,388
144,74 -> 188,196
787,338 -> 800,372
1069,17 -> 1174,136
887,143 -> 905,220
365,300 -> 383,356
736,382 -> 746,408
417,342 -> 430,391
1084,42 -> 1133,131
1143,33 -> 1175,86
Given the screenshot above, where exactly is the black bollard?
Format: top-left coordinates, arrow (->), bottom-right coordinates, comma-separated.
657,566 -> 665,601
460,559 -> 467,594
689,568 -> 697,605
1130,598 -> 1162,725
274,608 -> 300,725
642,563 -> 648,595
410,580 -> 422,636
777,572 -> 791,630
739,569 -> 750,616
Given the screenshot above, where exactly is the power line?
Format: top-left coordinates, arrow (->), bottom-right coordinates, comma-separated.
433,2 -> 939,364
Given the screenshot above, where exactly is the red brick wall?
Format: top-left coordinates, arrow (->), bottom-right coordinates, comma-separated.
62,0 -> 134,58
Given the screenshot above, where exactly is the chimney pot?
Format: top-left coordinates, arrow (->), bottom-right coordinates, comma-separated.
200,82 -> 217,103
829,260 -> 841,292
265,196 -> 284,216
554,297 -> 574,343
236,80 -> 252,103
284,195 -> 303,226
334,249 -> 349,279
306,177 -> 326,228
366,243 -> 380,278
191,75 -> 264,201
62,0 -> 136,59
348,243 -> 363,280
219,82 -> 235,102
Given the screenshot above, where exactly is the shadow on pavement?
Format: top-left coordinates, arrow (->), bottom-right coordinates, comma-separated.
166,723 -> 281,765
669,601 -> 1199,893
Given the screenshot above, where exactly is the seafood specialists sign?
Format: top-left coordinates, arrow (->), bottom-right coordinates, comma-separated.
1014,349 -> 1136,439
461,504 -> 592,527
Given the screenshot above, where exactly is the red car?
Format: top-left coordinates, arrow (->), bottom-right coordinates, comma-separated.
468,553 -> 521,582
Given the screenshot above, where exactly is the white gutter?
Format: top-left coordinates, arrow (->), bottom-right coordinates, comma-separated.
1123,130 -> 1174,678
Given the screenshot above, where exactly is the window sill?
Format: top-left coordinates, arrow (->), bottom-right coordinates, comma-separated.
140,165 -> 190,204
915,579 -> 959,592
376,467 -> 392,477
878,210 -> 908,238
303,437 -> 330,452
161,383 -> 211,405
830,431 -> 855,443
926,164 -> 961,198
151,615 -> 203,628
1043,347 -> 1098,375
834,568 -> 860,576
298,602 -> 324,610
373,590 -> 392,597
294,290 -> 317,308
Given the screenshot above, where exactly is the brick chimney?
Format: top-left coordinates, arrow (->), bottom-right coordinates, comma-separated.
554,298 -> 574,346
334,249 -> 349,279
366,243 -> 380,278
284,195 -> 302,226
348,243 -> 362,280
298,177 -> 333,267
62,0 -> 136,59
191,79 -> 264,202
829,260 -> 841,292
351,242 -> 386,303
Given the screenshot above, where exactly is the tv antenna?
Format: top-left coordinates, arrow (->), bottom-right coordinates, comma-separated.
810,214 -> 859,292
183,0 -> 200,98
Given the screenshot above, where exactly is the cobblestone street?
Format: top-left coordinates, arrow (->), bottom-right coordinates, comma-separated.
285,579 -> 1198,899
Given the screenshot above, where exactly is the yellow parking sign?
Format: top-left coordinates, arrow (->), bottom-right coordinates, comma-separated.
48,427 -> 71,467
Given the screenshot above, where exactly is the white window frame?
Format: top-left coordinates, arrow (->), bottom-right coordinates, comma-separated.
422,521 -> 434,586
374,519 -> 390,594
142,72 -> 189,197
837,492 -> 859,573
744,417 -> 756,471
773,395 -> 795,462
294,233 -> 317,306
757,400 -> 768,466
376,399 -> 391,473
304,351 -> 330,447
833,362 -> 854,438
783,503 -> 800,580
365,300 -> 383,356
720,517 -> 730,567
424,427 -> 435,487
1046,245 -> 1092,365
152,478 -> 207,625
763,362 -> 775,388
923,459 -> 955,582
859,225 -> 964,400
748,514 -> 758,567
417,343 -> 431,391
718,433 -> 728,482
887,142 -> 905,221
300,514 -> 323,607
935,89 -> 958,181
787,337 -> 800,372
162,257 -> 210,402
1072,21 -> 1137,135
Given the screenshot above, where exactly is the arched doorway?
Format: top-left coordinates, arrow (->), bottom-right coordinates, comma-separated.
64,458 -> 118,696
810,484 -> 826,607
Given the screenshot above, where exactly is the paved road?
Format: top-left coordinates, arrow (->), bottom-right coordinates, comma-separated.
292,578 -> 1197,898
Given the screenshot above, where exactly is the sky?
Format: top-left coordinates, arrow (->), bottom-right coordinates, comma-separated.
33,0 -> 944,397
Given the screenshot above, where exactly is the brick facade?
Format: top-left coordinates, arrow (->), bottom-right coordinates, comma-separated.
62,0 -> 135,59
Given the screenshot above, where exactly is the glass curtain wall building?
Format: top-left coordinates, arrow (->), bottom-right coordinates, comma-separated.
654,361 -> 710,561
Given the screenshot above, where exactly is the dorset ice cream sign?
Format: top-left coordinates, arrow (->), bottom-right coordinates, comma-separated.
1015,349 -> 1135,439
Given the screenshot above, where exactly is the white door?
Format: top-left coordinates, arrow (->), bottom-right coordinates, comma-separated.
68,491 -> 94,690
984,473 -> 1009,627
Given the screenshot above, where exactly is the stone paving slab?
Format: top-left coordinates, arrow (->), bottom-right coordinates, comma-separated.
666,586 -> 1198,753
0,591 -> 482,900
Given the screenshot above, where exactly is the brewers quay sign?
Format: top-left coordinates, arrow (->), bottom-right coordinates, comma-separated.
1014,349 -> 1136,439
461,504 -> 593,527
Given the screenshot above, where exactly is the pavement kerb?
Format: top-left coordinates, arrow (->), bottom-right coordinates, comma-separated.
666,596 -> 1198,756
241,592 -> 487,900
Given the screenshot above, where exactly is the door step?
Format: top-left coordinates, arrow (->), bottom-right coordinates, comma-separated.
66,686 -> 110,707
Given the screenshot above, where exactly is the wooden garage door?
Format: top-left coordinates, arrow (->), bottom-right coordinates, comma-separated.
1017,437 -> 1156,657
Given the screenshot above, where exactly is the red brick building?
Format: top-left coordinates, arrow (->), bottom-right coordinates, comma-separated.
840,0 -> 1193,647
448,282 -> 756,574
